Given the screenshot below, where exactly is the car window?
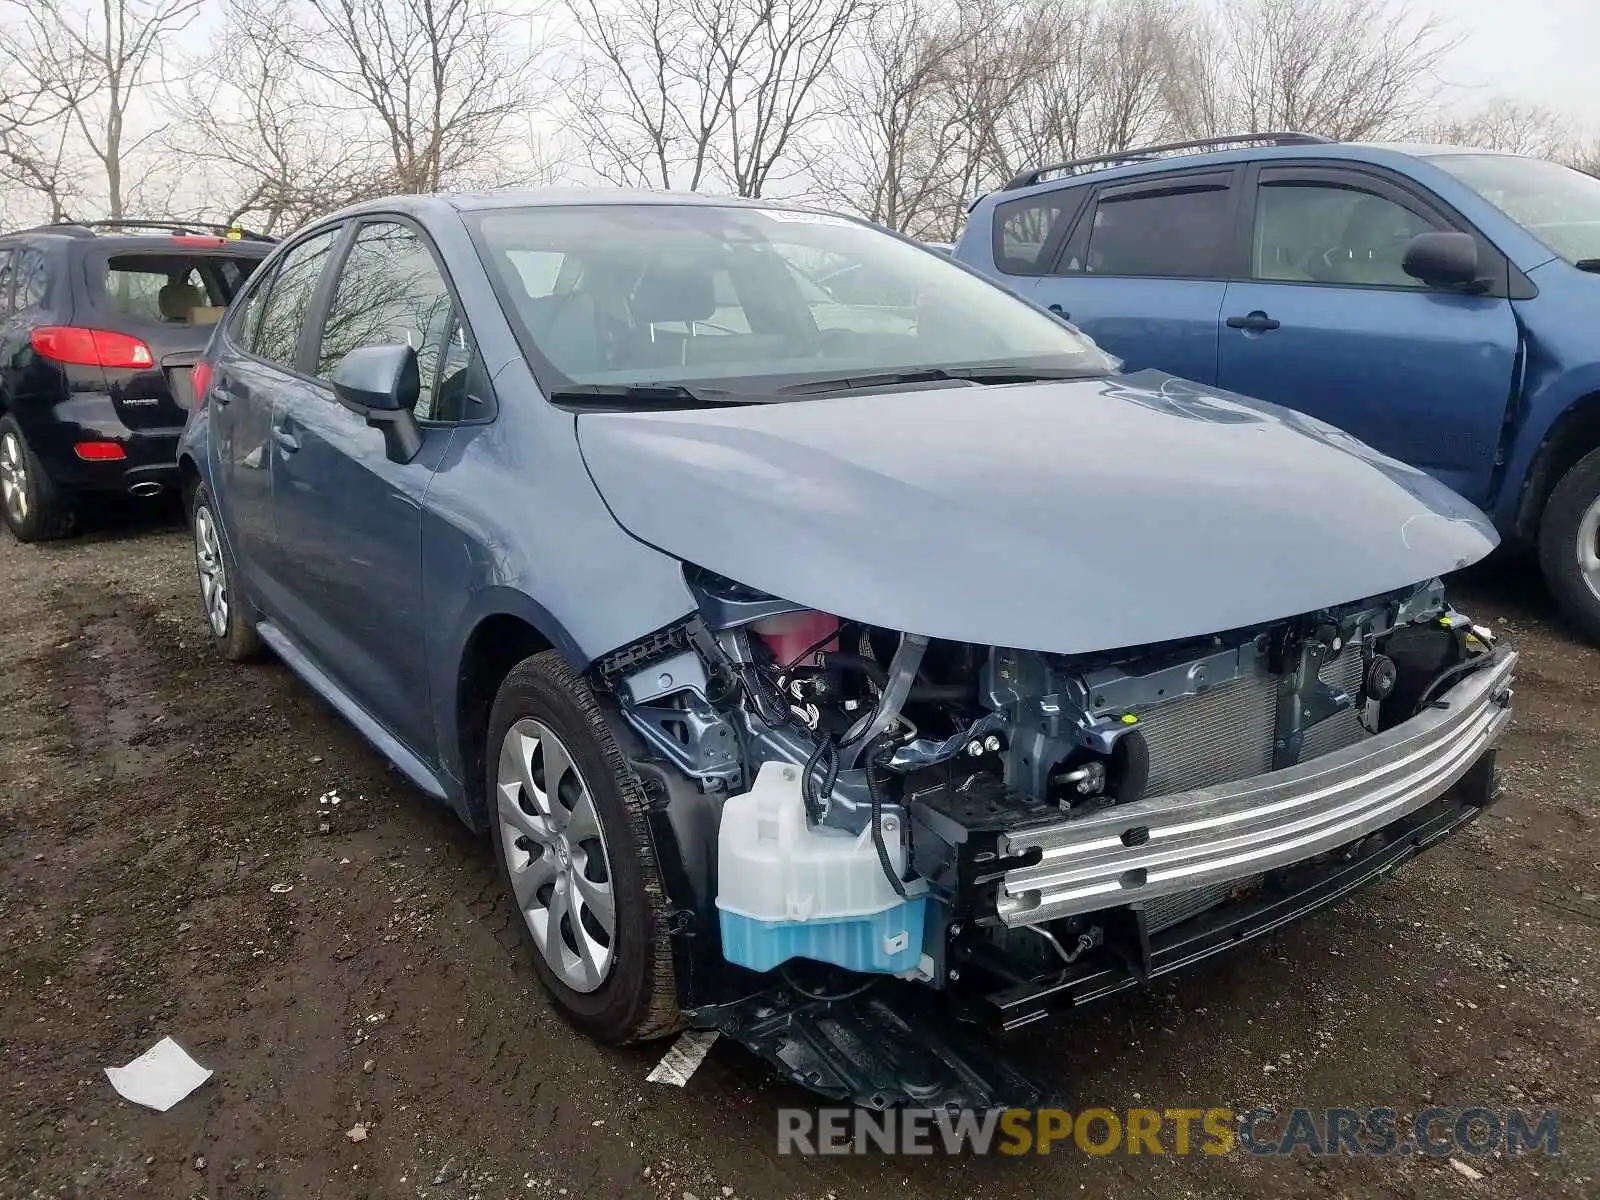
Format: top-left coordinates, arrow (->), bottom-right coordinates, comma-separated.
1082,185 -> 1232,278
227,259 -> 277,349
993,194 -> 1072,275
15,249 -> 47,310
472,203 -> 1116,391
97,254 -> 262,325
253,229 -> 339,369
505,249 -> 567,297
0,251 -> 14,318
1254,183 -> 1436,288
1432,153 -> 1600,266
315,220 -> 467,421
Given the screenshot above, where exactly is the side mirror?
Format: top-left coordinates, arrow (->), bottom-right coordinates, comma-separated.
1402,231 -> 1482,291
331,344 -> 423,464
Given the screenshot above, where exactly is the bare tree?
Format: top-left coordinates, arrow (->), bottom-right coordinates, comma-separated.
276,0 -> 542,195
0,2 -> 101,221
1421,98 -> 1570,158
716,0 -> 873,198
7,0 -> 204,219
815,1 -> 977,233
1173,0 -> 1460,141
167,0 -> 395,233
562,0 -> 733,190
565,0 -> 870,197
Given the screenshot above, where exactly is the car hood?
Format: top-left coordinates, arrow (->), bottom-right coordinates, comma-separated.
575,370 -> 1497,654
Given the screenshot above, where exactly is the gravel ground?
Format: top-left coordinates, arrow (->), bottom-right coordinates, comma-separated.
0,504 -> 1595,1199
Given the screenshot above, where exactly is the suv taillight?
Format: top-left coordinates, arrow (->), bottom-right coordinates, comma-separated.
192,359 -> 213,407
31,326 -> 155,370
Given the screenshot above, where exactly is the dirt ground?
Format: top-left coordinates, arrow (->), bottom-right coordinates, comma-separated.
0,504 -> 1595,1200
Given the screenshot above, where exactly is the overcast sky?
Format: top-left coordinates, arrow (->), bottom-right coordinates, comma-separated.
1426,0 -> 1600,127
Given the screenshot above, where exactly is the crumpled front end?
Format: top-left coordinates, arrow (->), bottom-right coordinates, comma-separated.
588,568 -> 1516,1104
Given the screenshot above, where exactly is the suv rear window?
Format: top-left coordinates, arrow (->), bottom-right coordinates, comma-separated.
94,253 -> 260,325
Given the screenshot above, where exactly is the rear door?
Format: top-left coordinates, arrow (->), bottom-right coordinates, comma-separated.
209,227 -> 342,596
80,244 -> 265,431
1216,164 -> 1520,502
268,217 -> 472,753
1029,168 -> 1240,383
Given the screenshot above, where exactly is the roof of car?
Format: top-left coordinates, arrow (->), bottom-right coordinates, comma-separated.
313,189 -> 851,225
981,139 -> 1532,204
2,219 -> 274,242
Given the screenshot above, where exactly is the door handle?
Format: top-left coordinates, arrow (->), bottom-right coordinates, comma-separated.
271,425 -> 300,453
1226,311 -> 1281,332
1048,303 -> 1071,320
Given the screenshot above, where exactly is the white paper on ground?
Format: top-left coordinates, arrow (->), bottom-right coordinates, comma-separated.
104,1036 -> 213,1111
645,1030 -> 719,1087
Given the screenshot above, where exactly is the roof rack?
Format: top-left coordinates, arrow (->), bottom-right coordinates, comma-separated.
11,218 -> 276,243
1003,132 -> 1336,191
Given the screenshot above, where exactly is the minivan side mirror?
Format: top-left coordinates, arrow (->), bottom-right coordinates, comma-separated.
331,344 -> 423,464
1402,231 -> 1482,291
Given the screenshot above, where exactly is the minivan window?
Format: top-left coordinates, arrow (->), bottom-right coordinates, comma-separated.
1084,186 -> 1231,278
471,203 -> 1116,393
252,230 -> 339,369
1432,153 -> 1600,266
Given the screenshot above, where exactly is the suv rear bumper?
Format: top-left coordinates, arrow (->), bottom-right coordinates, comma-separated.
26,393 -> 182,492
997,650 -> 1517,927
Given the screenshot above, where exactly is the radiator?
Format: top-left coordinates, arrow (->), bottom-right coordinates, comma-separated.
1137,874 -> 1264,932
1136,647 -> 1372,800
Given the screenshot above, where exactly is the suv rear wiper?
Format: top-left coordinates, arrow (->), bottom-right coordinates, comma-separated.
548,383 -> 750,408
777,364 -> 1102,396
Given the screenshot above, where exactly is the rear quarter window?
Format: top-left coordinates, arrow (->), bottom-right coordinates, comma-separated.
992,193 -> 1077,275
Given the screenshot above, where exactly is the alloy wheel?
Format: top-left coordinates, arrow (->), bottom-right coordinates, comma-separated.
194,504 -> 230,637
1578,494 -> 1600,606
496,718 -> 616,993
0,431 -> 28,526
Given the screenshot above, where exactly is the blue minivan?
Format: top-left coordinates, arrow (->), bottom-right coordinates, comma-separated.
955,133 -> 1600,641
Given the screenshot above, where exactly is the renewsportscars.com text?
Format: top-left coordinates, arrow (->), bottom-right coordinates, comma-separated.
777,1106 -> 1561,1157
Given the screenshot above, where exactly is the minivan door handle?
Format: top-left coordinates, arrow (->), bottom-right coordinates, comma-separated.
1226,311 -> 1281,333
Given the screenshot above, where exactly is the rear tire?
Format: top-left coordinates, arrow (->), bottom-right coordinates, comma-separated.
1538,446 -> 1600,645
486,650 -> 682,1044
189,481 -> 263,662
0,415 -> 75,542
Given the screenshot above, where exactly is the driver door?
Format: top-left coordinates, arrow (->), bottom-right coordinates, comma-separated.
267,218 -> 468,753
1216,165 -> 1519,504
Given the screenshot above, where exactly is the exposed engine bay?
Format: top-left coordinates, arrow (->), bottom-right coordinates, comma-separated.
594,565 -> 1515,1043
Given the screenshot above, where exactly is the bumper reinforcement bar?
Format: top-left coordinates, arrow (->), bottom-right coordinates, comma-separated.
997,650 -> 1516,927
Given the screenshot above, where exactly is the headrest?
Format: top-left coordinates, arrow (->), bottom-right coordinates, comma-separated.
158,282 -> 203,321
629,259 -> 716,324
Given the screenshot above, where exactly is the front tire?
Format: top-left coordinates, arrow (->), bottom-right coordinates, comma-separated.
0,415 -> 75,542
1538,446 -> 1600,644
189,481 -> 263,662
487,650 -> 682,1044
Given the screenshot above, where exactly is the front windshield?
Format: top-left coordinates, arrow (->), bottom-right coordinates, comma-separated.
468,203 -> 1116,395
1432,153 -> 1600,265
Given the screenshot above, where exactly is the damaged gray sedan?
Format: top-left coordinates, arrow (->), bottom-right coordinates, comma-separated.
181,192 -> 1515,1108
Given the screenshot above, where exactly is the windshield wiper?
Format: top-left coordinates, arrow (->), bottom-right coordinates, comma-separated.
777,364 -> 1102,396
547,382 -> 750,408
1575,259 -> 1600,273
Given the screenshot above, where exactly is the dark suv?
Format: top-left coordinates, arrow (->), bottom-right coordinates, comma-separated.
0,220 -> 272,541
